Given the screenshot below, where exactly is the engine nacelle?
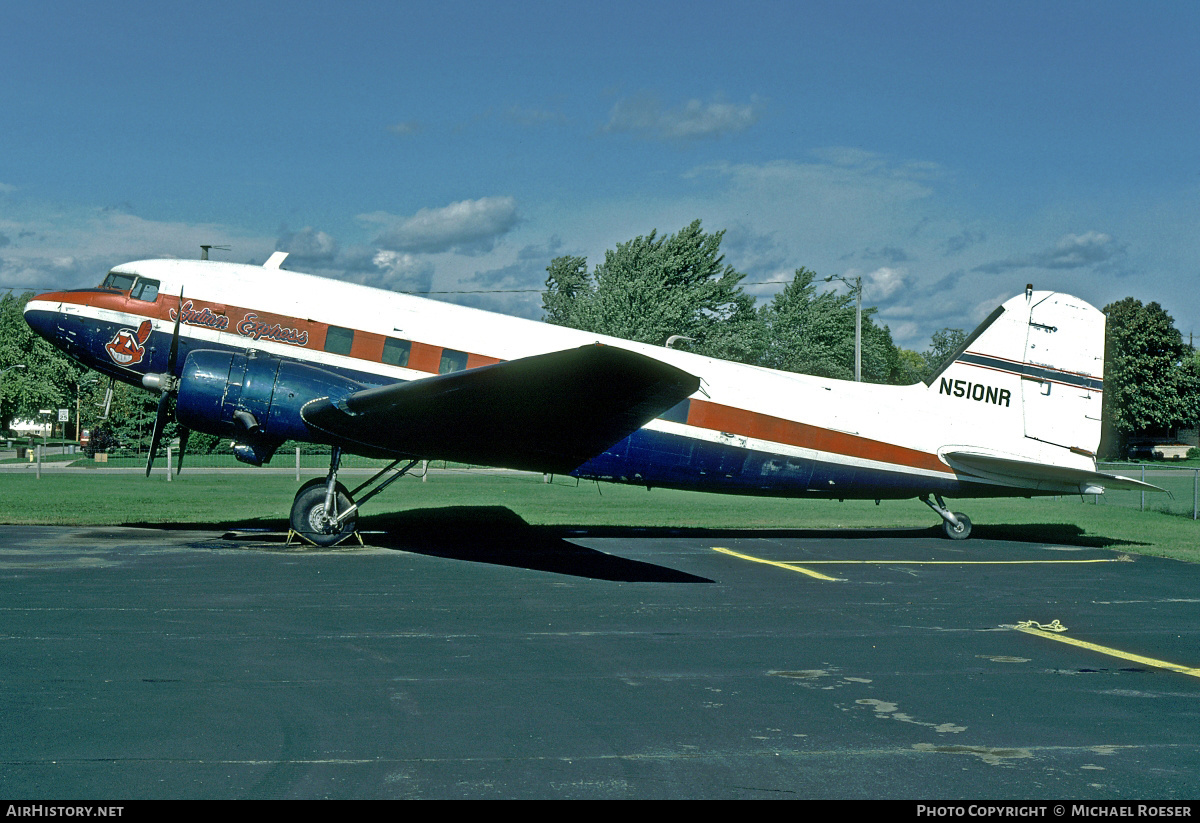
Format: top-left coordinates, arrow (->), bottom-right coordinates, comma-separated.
175,349 -> 366,465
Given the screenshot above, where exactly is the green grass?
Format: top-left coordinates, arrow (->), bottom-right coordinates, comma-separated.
1,469 -> 1196,562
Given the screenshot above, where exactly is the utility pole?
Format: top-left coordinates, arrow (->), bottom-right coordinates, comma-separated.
825,274 -> 863,381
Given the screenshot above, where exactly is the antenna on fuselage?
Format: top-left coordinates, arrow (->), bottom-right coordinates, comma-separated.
200,245 -> 231,261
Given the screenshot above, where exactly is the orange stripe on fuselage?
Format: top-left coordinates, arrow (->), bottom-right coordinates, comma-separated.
44,290 -> 488,377
687,399 -> 950,474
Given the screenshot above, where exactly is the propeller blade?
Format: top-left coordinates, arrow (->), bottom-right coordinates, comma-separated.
145,391 -> 171,477
167,289 -> 184,373
175,426 -> 190,475
146,289 -> 185,478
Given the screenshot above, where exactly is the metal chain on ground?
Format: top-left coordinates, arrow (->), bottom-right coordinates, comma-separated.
1014,619 -> 1068,632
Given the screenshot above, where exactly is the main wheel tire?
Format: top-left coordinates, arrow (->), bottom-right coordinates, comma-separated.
290,478 -> 357,547
942,512 -> 972,540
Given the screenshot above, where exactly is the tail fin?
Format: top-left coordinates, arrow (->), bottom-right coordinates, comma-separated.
928,289 -> 1105,456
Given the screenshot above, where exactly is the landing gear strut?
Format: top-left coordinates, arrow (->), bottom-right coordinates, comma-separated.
288,448 -> 421,546
922,494 -> 972,540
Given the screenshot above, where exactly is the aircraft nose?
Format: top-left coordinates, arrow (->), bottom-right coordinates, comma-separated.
23,293 -> 62,342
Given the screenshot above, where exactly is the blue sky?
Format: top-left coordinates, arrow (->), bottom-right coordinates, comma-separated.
2,0 -> 1197,349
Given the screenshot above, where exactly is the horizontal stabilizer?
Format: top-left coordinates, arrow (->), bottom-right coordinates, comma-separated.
302,344 -> 701,473
943,450 -> 1166,495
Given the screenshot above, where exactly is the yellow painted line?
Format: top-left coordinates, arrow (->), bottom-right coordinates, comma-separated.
783,559 -> 1126,565
1013,624 -> 1200,679
712,547 -> 842,581
712,550 -> 1128,581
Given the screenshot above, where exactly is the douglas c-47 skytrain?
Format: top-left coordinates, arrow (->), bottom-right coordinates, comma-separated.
24,252 -> 1160,545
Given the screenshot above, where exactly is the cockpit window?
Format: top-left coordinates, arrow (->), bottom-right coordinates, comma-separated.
101,271 -> 137,291
131,278 -> 159,302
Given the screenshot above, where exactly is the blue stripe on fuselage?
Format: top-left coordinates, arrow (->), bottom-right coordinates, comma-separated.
570,427 -> 966,499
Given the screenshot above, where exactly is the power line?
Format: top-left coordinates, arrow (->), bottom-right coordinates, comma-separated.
394,279 -> 793,295
5,279 -> 797,297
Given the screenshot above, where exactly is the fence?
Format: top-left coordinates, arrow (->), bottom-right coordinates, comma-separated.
3,443 -> 473,477
8,446 -> 1199,520
107,445 -> 404,473
1091,462 -> 1199,520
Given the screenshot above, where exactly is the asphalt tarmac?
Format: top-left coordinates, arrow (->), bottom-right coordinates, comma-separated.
1,514 -> 1198,800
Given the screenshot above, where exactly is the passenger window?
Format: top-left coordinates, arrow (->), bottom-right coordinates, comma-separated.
324,326 -> 354,356
130,278 -> 159,302
439,348 -> 468,374
382,337 -> 411,367
102,271 -> 137,291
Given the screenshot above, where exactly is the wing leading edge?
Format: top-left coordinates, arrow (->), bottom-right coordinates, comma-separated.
301,344 -> 701,473
943,451 -> 1167,495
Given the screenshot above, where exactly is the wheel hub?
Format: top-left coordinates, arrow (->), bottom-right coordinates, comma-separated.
307,504 -> 335,534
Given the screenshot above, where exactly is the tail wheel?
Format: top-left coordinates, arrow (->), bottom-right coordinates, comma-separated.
943,512 -> 972,540
290,478 -> 357,547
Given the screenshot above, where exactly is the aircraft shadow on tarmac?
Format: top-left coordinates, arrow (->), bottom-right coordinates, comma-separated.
136,505 -> 1147,582
210,506 -> 711,583
359,506 -> 716,582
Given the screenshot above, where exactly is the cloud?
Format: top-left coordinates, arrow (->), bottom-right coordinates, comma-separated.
809,147 -> 887,170
718,222 -> 790,290
1039,232 -> 1126,269
808,148 -> 946,182
504,105 -> 567,127
944,228 -> 987,255
368,196 -> 521,255
276,225 -> 339,266
517,235 -> 563,261
834,266 -> 909,303
690,155 -> 937,209
451,258 -> 545,320
340,249 -> 435,294
973,231 -> 1126,274
0,207 -> 274,291
604,94 -> 763,141
862,245 -> 910,264
864,266 -> 908,301
387,121 -> 423,136
0,182 -> 16,194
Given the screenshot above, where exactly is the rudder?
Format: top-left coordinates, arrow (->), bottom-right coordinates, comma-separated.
927,289 -> 1105,456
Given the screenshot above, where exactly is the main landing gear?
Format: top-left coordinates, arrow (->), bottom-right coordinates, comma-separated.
922,494 -> 973,540
288,447 -> 421,546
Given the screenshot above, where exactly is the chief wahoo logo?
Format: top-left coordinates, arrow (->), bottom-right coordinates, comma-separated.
104,319 -> 153,366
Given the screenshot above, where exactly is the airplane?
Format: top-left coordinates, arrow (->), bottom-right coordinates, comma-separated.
23,253 -> 1161,546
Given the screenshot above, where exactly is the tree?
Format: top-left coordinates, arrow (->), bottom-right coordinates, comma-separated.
541,220 -> 763,363
922,327 -> 967,378
893,348 -> 928,385
541,255 -> 591,330
0,292 -> 83,433
758,268 -> 904,384
1100,298 -> 1200,457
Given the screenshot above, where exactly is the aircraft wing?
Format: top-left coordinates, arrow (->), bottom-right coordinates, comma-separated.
301,344 -> 701,473
942,450 -> 1167,495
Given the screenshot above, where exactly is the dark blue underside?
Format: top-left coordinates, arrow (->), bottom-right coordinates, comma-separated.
37,309 -> 1000,499
570,427 -> 974,499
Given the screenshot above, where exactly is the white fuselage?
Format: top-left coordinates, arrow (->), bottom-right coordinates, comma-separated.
26,258 -> 1107,498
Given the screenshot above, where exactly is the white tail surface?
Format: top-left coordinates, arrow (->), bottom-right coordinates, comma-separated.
1020,293 -> 1105,454
930,290 -> 1105,457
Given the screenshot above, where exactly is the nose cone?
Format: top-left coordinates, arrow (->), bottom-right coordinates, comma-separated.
22,292 -> 62,343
